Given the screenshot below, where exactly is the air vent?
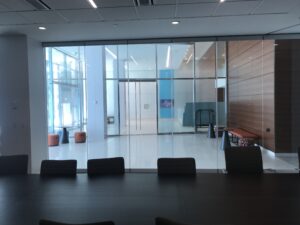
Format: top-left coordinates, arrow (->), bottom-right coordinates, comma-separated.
25,0 -> 51,10
134,0 -> 154,6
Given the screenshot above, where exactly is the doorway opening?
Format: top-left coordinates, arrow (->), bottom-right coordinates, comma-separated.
119,80 -> 157,135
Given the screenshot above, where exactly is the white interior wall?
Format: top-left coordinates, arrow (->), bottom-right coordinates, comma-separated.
27,37 -> 48,173
0,35 -> 32,169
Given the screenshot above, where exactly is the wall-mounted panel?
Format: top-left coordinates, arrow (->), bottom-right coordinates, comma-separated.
228,39 -> 275,151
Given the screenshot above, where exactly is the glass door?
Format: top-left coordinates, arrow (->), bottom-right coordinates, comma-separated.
119,80 -> 157,135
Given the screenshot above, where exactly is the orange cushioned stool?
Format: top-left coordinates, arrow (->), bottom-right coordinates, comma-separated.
48,134 -> 59,147
75,132 -> 86,143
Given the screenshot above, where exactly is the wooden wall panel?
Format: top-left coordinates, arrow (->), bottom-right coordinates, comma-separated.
275,40 -> 300,153
274,41 -> 292,153
228,40 -> 275,151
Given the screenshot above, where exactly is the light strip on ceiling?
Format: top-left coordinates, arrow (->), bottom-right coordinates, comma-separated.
105,47 -> 117,59
130,56 -> 138,65
87,0 -> 98,8
166,45 -> 171,68
186,54 -> 193,64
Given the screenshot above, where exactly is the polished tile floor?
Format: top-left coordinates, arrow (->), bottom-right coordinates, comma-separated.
49,133 -> 299,171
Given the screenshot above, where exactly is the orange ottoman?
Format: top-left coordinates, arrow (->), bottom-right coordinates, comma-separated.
48,134 -> 59,146
75,132 -> 86,143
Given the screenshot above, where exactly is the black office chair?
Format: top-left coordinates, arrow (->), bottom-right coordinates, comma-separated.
39,219 -> 114,225
157,158 -> 196,176
0,154 -> 28,175
224,146 -> 263,174
156,217 -> 196,225
40,160 -> 77,177
87,157 -> 125,176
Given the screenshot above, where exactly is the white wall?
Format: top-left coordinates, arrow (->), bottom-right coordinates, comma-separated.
0,35 -> 48,173
0,35 -> 31,162
27,37 -> 48,173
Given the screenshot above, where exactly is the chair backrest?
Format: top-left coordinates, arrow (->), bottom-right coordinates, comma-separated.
87,157 -> 125,176
0,155 -> 28,175
225,146 -> 263,174
156,217 -> 195,225
157,158 -> 196,176
40,160 -> 77,177
39,219 -> 114,225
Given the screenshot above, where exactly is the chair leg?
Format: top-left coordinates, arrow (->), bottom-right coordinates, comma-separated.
207,123 -> 216,138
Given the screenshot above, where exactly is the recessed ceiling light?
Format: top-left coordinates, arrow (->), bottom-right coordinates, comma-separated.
172,21 -> 180,25
87,0 -> 97,8
220,0 -> 226,3
38,26 -> 46,30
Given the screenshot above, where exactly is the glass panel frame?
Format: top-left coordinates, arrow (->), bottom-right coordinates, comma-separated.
46,40 -> 229,171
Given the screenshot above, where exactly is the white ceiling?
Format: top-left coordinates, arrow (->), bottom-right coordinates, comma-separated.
0,0 -> 300,42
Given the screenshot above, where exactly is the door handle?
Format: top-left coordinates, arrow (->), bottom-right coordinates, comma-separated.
135,82 -> 137,130
139,82 -> 142,130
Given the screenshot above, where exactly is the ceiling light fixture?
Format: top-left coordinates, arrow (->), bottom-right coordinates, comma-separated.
38,26 -> 46,30
220,0 -> 226,3
105,47 -> 117,59
186,54 -> 193,64
166,45 -> 171,68
172,21 -> 180,25
87,0 -> 98,8
130,56 -> 138,65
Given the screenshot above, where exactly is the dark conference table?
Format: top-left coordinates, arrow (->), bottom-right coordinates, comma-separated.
1,173 -> 300,225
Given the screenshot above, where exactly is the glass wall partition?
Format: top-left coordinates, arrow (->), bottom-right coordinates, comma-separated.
46,39 -> 300,172
46,46 -> 87,168
46,41 -> 228,170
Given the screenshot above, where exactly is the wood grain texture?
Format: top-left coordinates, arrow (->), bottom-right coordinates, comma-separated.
2,174 -> 300,225
228,40 -> 275,150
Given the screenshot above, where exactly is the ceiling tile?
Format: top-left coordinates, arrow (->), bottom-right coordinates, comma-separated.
253,0 -> 299,14
177,3 -> 217,17
153,0 -> 176,5
178,0 -> 218,3
137,5 -> 175,19
0,12 -> 30,24
214,1 -> 259,16
290,2 -> 300,15
0,3 -> 8,11
99,7 -> 138,20
58,9 -> 102,22
42,0 -> 91,9
0,0 -> 35,11
273,24 -> 300,34
95,0 -> 134,7
19,11 -> 67,23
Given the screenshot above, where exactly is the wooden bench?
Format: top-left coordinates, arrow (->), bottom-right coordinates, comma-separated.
228,128 -> 259,146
